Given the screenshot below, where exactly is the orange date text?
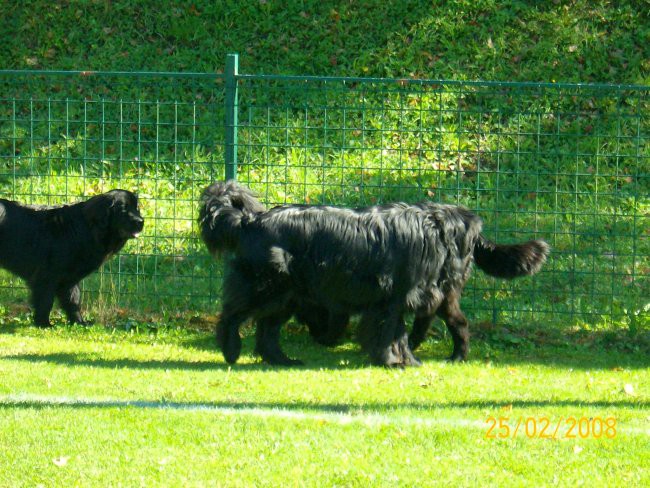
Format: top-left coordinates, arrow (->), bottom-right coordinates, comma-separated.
485,416 -> 617,439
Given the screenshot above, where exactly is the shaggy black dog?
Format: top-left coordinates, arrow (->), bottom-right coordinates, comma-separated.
195,189 -> 350,348
199,180 -> 549,367
0,190 -> 144,327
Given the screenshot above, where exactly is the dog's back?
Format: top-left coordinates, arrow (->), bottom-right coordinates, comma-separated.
0,199 -> 84,278
241,202 -> 483,312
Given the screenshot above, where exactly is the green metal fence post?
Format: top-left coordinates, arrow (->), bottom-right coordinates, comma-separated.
224,53 -> 239,181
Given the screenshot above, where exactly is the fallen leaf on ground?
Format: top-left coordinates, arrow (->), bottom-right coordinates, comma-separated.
53,456 -> 69,467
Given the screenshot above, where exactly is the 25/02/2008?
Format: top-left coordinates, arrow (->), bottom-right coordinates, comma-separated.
485,416 -> 617,439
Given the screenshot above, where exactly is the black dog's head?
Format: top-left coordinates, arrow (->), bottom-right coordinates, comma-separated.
198,181 -> 267,255
83,190 -> 144,243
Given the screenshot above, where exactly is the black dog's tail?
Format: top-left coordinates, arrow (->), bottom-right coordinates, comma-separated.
474,234 -> 550,279
198,180 -> 266,254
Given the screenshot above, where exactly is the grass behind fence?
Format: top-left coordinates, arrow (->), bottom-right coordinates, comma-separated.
0,70 -> 647,332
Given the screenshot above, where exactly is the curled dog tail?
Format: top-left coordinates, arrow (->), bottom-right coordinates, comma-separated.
474,234 -> 550,279
198,180 -> 266,254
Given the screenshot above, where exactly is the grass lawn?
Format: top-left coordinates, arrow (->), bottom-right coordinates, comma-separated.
0,321 -> 647,486
4,1 -> 648,84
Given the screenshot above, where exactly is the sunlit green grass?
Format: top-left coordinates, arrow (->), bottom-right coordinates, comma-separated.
0,322 -> 648,486
3,1 -> 648,85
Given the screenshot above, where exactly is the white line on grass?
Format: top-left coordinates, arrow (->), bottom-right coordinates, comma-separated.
0,393 -> 485,429
1,393 -> 648,436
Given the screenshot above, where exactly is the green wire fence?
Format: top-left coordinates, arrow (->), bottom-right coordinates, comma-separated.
0,54 -> 647,330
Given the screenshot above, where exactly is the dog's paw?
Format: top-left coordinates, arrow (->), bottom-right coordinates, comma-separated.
222,340 -> 243,364
372,346 -> 404,368
217,326 -> 243,364
223,352 -> 240,364
33,316 -> 53,328
403,354 -> 422,367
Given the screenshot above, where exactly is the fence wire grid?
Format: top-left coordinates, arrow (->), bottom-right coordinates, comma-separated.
0,61 -> 648,330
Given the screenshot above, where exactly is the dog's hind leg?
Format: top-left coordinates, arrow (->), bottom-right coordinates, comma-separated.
359,305 -> 417,367
30,282 -> 55,328
436,291 -> 470,362
57,284 -> 89,325
254,312 -> 303,366
408,314 -> 434,351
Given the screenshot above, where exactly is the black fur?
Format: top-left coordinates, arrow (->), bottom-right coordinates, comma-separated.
198,180 -> 349,347
0,190 -> 144,327
199,181 -> 549,366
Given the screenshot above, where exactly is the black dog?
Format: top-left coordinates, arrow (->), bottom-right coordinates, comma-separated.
195,188 -> 350,348
0,190 -> 144,327
199,181 -> 549,367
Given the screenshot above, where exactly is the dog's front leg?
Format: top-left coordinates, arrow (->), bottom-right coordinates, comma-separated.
217,308 -> 247,364
30,282 -> 56,328
298,306 -> 348,347
386,314 -> 422,367
397,339 -> 423,367
317,312 -> 349,347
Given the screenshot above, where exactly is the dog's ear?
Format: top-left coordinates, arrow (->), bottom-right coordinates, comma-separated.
230,190 -> 266,216
82,193 -> 115,232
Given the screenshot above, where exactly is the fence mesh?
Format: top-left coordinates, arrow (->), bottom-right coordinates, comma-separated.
0,68 -> 647,330
0,71 -> 226,313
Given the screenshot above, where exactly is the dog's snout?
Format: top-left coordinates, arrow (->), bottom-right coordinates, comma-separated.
129,211 -> 144,230
134,215 -> 144,230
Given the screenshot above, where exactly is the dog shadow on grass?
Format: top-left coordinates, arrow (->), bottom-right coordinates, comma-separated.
0,332 -> 371,372
2,342 -> 648,374
1,318 -> 648,371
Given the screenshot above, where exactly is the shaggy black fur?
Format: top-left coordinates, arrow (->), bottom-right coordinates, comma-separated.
0,190 -> 144,327
199,181 -> 549,367
197,184 -> 349,347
